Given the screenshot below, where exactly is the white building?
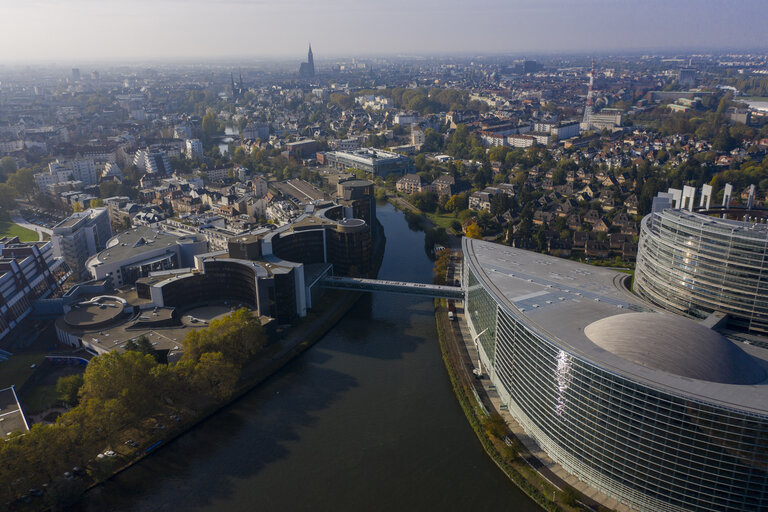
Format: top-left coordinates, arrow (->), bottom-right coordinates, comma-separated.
186,138 -> 203,159
144,150 -> 172,175
411,127 -> 425,148
102,162 -> 123,180
394,113 -> 418,126
52,208 -> 113,280
36,159 -> 98,188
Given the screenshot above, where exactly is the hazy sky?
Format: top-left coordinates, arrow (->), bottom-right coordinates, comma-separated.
1,0 -> 766,63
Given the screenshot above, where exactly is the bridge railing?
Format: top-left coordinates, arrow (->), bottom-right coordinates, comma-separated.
319,276 -> 465,299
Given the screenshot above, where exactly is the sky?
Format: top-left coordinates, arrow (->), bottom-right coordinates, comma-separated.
0,0 -> 766,63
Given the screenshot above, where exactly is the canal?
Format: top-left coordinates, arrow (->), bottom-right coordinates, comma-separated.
78,202 -> 541,512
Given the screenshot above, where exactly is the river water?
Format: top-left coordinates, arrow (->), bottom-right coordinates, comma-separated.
78,202 -> 540,512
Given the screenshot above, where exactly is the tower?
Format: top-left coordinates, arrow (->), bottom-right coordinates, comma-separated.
582,60 -> 595,131
299,44 -> 316,78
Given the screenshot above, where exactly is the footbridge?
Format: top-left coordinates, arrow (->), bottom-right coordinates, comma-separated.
319,276 -> 464,300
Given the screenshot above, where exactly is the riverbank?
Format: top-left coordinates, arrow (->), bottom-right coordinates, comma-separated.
433,247 -> 606,511
434,298 -> 585,512
74,199 -> 539,512
76,288 -> 364,499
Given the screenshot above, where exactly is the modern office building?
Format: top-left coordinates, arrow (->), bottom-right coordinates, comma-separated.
463,237 -> 768,512
636,208 -> 768,335
0,237 -> 71,342
322,148 -> 413,176
85,226 -> 207,286
52,208 -> 112,280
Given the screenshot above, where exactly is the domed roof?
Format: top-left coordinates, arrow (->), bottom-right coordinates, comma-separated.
584,312 -> 766,385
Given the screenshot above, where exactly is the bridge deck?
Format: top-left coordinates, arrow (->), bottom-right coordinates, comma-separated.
319,276 -> 464,299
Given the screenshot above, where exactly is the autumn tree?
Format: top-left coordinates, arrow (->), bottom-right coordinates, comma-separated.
465,222 -> 482,239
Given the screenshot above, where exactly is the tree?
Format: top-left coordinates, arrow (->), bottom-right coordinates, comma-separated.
0,156 -> 17,182
465,222 -> 482,239
125,335 -> 161,362
202,110 -> 224,141
181,308 -> 265,366
56,374 -> 84,407
483,411 -> 507,439
0,183 -> 16,213
191,352 -> 239,400
80,350 -> 161,420
7,168 -> 35,198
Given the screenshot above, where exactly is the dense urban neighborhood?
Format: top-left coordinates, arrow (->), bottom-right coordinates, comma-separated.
2,49 -> 768,510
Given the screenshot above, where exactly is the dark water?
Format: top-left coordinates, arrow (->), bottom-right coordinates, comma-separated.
79,202 -> 540,512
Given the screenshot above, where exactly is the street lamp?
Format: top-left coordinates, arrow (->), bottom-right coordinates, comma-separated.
472,327 -> 488,378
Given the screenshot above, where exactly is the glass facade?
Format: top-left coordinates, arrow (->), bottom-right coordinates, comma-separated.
466,257 -> 768,512
636,210 -> 768,334
466,267 -> 498,364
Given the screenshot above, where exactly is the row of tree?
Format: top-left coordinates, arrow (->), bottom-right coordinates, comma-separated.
0,308 -> 265,507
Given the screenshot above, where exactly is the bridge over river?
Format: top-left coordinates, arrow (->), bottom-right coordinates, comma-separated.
319,276 -> 464,300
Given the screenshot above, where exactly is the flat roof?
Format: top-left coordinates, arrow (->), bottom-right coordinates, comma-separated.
464,238 -> 768,415
0,386 -> 29,436
63,297 -> 125,327
90,226 -> 193,266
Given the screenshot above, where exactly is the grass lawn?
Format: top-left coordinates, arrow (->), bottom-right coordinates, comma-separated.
0,352 -> 47,389
0,218 -> 38,242
425,212 -> 459,232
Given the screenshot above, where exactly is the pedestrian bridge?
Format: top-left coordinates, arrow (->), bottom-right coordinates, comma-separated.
319,276 -> 464,299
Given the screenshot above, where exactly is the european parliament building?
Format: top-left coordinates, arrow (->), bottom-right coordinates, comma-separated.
463,234 -> 768,512
636,208 -> 768,336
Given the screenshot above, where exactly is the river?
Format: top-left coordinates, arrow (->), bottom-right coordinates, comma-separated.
78,202 -> 540,512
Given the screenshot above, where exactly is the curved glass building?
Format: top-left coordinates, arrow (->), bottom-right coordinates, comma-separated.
463,238 -> 768,512
636,209 -> 768,334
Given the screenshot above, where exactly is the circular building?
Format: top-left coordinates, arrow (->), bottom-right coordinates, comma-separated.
463,238 -> 768,512
636,209 -> 768,335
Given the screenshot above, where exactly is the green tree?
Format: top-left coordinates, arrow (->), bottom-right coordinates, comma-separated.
483,411 -> 508,439
0,156 -> 17,182
80,350 -> 161,420
7,168 -> 35,198
125,335 -> 161,362
56,374 -> 84,407
0,183 -> 16,213
202,110 -> 224,140
182,308 -> 265,366
192,352 -> 239,400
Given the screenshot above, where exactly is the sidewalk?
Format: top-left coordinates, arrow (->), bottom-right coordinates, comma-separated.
11,211 -> 53,241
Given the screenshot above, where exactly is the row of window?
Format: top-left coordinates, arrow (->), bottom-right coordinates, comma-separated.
465,264 -> 768,512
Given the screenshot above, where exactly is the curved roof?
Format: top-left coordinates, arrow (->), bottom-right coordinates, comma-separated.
585,312 -> 766,385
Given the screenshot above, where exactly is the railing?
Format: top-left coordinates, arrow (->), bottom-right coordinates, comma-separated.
320,276 -> 465,299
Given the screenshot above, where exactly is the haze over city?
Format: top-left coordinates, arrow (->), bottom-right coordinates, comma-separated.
3,0 -> 768,511
1,0 -> 767,62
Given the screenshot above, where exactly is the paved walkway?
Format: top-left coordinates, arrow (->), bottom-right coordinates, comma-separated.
11,211 -> 53,241
447,252 -> 632,512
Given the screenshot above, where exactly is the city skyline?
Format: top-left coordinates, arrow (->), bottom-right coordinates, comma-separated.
1,0 -> 767,63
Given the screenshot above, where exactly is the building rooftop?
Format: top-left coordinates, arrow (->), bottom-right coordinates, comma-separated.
585,312 -> 766,385
465,238 -> 768,414
0,387 -> 28,437
89,226 -> 195,266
